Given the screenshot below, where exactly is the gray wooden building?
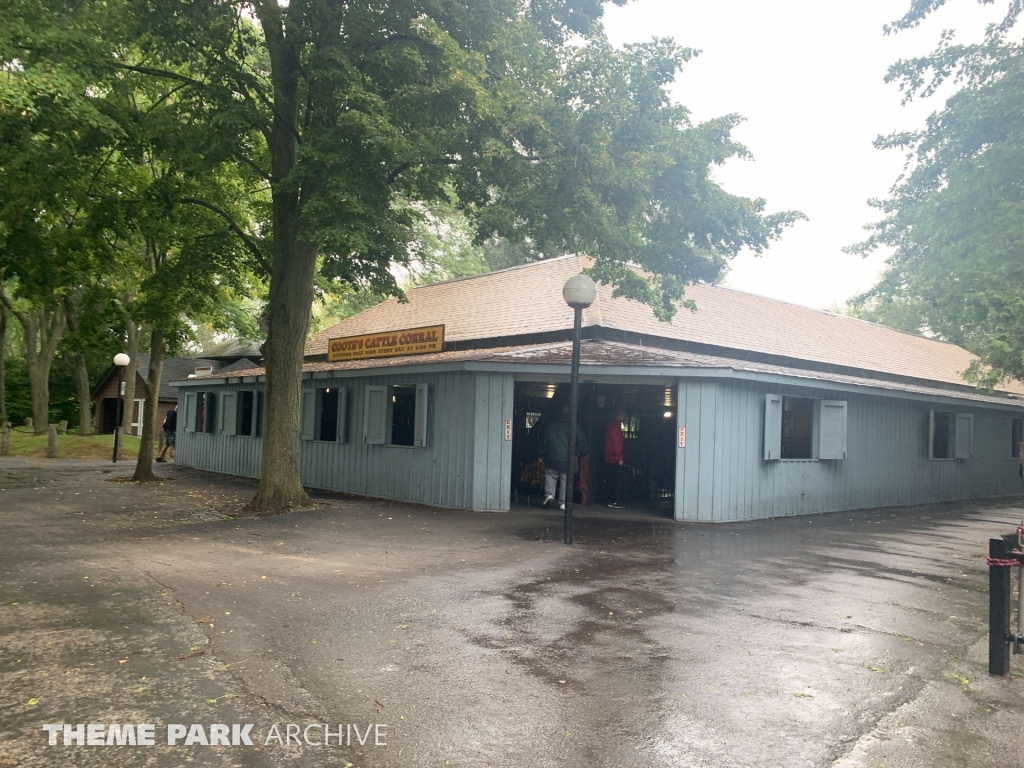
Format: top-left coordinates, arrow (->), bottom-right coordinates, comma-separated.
171,256 -> 1024,521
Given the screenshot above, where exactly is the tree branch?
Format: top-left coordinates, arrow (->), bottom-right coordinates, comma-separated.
179,198 -> 271,273
387,158 -> 462,184
111,63 -> 206,88
236,152 -> 272,182
0,285 -> 28,328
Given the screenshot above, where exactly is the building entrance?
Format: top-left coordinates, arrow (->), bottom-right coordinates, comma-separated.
511,381 -> 676,516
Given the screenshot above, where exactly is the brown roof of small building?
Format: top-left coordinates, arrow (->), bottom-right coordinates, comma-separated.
307,255 -> 1024,394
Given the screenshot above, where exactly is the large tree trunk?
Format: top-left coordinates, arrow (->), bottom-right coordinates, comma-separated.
0,301 -> 7,425
0,292 -> 66,434
249,16 -> 315,511
120,317 -> 141,434
75,354 -> 92,435
132,328 -> 164,482
250,211 -> 317,510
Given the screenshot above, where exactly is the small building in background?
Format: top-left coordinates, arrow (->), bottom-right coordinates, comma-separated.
91,355 -> 258,436
170,256 -> 1024,521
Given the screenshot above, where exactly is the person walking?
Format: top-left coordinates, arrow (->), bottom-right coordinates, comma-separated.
538,405 -> 589,511
156,405 -> 177,463
604,410 -> 627,509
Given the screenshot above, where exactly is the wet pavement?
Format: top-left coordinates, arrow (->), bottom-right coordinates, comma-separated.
2,457 -> 1023,767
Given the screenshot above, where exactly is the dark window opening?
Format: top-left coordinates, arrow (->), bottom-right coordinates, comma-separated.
932,411 -> 954,459
1013,418 -> 1023,459
391,386 -> 417,446
195,392 -> 210,433
318,388 -> 339,442
781,397 -> 814,459
623,417 -> 641,440
238,391 -> 255,436
255,392 -> 264,437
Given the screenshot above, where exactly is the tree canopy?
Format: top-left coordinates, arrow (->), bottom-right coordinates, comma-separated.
2,0 -> 800,505
851,0 -> 1024,387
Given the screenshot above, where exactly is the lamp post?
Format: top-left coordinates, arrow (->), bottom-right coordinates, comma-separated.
112,353 -> 130,463
561,274 -> 597,545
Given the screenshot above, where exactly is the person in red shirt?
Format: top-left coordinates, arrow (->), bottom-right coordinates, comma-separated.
604,410 -> 627,508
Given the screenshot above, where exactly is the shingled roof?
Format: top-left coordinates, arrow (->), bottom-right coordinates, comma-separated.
307,255 -> 1022,395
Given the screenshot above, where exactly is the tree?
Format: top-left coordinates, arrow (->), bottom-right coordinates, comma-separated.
0,288 -> 65,432
2,0 -> 265,462
14,0 -> 798,508
0,2 -> 124,432
851,1 -> 1024,387
0,297 -> 7,424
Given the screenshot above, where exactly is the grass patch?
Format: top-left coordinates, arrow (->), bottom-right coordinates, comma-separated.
2,429 -> 141,459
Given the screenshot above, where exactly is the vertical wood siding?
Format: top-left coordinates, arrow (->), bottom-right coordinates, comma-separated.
675,377 -> 1024,522
174,371 -> 514,511
471,373 -> 515,512
173,382 -> 263,479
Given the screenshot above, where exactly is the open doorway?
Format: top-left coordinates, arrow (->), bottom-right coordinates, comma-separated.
511,381 -> 676,516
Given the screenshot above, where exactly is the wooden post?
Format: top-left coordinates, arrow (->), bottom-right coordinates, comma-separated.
58,420 -> 68,435
24,416 -> 33,431
46,424 -> 57,458
1,422 -> 9,456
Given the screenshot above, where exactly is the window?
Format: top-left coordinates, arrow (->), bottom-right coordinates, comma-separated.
1012,418 -> 1023,459
781,397 -> 814,459
930,411 -> 954,459
364,384 -> 428,447
238,391 -> 255,437
301,386 -> 348,442
192,392 -> 215,433
391,385 -> 417,446
525,411 -> 542,433
220,391 -> 258,437
929,410 -> 973,460
764,394 -> 847,461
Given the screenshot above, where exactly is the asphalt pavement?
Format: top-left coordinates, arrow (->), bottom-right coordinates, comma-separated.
1,457 -> 1023,767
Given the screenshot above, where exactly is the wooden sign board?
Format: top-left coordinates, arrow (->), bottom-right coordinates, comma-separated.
327,325 -> 445,362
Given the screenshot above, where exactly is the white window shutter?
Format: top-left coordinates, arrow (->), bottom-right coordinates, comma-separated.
928,409 -> 937,459
364,385 -> 389,444
336,387 -> 348,443
955,413 -> 974,459
221,393 -> 238,436
183,393 -> 196,433
414,383 -> 429,448
764,394 -> 782,460
818,400 -> 847,460
300,390 -> 316,441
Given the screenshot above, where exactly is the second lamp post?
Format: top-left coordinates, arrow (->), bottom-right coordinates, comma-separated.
111,352 -> 130,463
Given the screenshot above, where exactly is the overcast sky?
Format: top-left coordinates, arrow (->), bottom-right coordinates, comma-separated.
600,0 -> 1004,310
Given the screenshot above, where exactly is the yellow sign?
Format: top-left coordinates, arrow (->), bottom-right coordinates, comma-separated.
327,325 -> 445,362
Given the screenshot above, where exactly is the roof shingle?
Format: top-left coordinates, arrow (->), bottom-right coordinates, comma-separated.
307,255 -> 1022,394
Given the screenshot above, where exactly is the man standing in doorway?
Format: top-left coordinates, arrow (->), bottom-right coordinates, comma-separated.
604,410 -> 627,509
539,405 -> 589,511
156,405 -> 177,463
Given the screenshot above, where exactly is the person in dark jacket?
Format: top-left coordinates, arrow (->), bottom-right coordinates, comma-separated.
156,405 -> 177,463
604,410 -> 627,508
538,405 -> 589,510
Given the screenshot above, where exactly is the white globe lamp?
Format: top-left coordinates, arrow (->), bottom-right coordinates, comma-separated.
562,274 -> 597,308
